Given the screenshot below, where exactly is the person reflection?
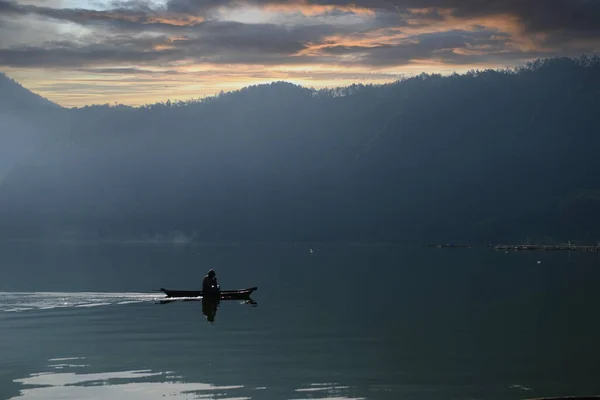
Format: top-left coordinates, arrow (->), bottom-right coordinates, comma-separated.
202,296 -> 219,323
201,296 -> 258,323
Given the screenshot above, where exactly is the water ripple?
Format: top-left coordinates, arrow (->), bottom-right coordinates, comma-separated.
11,363 -> 247,400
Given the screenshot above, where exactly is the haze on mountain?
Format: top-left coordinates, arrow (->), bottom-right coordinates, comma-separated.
0,56 -> 599,245
0,73 -> 67,183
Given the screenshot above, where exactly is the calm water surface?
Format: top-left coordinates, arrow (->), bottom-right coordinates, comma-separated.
1,243 -> 600,400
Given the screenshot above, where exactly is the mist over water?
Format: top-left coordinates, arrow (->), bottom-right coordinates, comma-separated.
2,243 -> 600,400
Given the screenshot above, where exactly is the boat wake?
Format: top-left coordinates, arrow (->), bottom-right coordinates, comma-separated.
0,291 -> 161,313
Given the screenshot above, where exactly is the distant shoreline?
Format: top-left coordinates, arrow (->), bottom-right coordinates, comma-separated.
2,239 -> 600,252
426,243 -> 600,252
491,244 -> 600,252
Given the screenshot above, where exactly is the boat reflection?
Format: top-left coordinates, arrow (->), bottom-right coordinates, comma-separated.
156,295 -> 257,324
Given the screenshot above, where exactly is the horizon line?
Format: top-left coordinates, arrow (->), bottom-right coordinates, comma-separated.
2,55 -> 596,109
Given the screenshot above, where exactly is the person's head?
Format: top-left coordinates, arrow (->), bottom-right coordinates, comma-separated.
208,269 -> 216,278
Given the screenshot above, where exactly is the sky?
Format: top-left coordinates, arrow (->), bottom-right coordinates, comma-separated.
1,0 -> 599,107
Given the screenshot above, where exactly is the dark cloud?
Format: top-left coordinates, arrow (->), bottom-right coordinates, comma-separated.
165,0 -> 214,14
187,21 -> 338,53
0,0 -> 20,13
428,0 -> 600,35
0,47 -> 170,67
0,20 -> 341,67
3,0 -> 600,38
163,0 -> 600,33
0,35 -> 182,67
165,0 -> 600,40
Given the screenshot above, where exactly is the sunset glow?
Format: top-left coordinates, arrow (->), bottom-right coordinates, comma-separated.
1,0 -> 599,106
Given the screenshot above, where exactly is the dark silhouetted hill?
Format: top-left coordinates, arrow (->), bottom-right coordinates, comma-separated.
0,56 -> 599,244
0,72 -> 60,112
0,73 -> 66,182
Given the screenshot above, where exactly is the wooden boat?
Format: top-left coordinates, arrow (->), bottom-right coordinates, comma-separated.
158,287 -> 257,299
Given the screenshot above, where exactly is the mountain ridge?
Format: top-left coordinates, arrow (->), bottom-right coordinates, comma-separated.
0,72 -> 61,112
0,56 -> 599,244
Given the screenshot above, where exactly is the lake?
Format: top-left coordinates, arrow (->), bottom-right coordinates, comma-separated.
1,243 -> 600,400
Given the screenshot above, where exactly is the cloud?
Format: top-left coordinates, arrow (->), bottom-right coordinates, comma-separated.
162,0 -> 600,33
0,34 -> 182,67
302,28 -> 514,66
436,0 -> 600,35
0,17 -> 355,67
4,0 -> 600,38
0,0 -> 204,30
1,0 -> 600,106
76,67 -> 183,75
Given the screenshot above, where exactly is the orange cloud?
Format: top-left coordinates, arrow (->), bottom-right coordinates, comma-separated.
152,35 -> 190,51
263,1 -> 375,17
297,30 -> 414,57
146,15 -> 204,26
296,9 -> 544,60
404,11 -> 545,54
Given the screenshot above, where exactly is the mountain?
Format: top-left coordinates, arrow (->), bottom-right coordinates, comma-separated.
0,72 -> 60,112
0,72 -> 66,182
0,56 -> 599,244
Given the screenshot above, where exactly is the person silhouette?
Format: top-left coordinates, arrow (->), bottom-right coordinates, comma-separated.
202,269 -> 220,298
